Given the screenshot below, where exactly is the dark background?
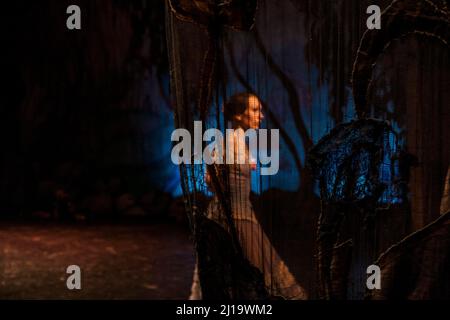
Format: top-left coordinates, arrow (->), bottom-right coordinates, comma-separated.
1,1 -> 195,299
2,1 -> 184,222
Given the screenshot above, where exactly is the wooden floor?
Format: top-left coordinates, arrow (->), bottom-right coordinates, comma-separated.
0,223 -> 195,299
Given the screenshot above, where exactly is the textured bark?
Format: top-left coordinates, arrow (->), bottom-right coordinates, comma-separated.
352,0 -> 450,117
168,0 -> 257,31
441,168 -> 450,215
367,210 -> 450,300
309,119 -> 395,299
330,239 -> 353,300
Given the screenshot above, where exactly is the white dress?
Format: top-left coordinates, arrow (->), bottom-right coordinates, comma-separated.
191,132 -> 307,299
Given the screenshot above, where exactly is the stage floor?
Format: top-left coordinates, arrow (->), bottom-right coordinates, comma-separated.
0,223 -> 195,299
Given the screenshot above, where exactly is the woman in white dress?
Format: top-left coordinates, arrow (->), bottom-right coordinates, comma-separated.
190,93 -> 307,300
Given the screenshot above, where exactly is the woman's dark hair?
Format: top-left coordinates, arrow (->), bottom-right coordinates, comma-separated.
223,92 -> 257,122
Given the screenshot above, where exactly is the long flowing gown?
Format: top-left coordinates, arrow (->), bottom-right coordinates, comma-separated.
191,131 -> 307,300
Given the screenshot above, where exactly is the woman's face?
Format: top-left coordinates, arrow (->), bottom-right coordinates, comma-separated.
235,95 -> 264,129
